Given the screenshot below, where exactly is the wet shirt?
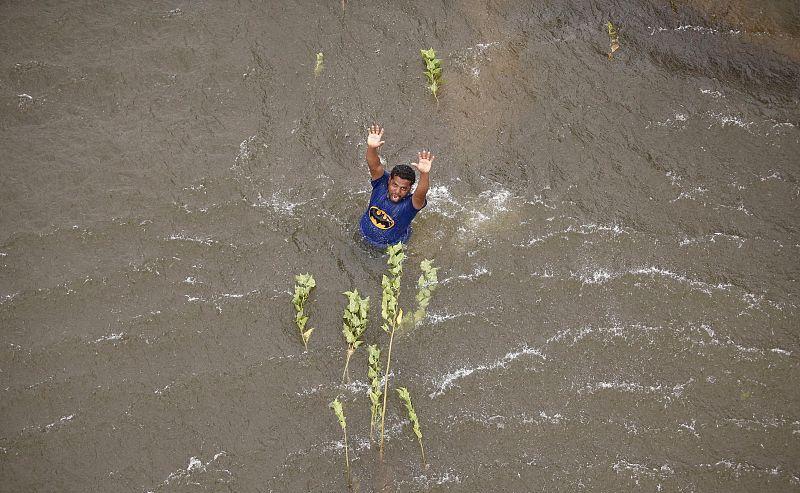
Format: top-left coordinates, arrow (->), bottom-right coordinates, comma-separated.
359,171 -> 424,247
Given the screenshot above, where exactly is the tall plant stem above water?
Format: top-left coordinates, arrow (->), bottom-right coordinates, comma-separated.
378,326 -> 396,458
342,347 -> 354,384
343,429 -> 351,486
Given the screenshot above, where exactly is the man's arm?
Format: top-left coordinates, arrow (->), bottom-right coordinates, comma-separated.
366,124 -> 386,181
411,150 -> 434,210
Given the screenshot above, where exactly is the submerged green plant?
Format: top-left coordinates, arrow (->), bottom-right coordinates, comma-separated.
606,21 -> 620,59
292,273 -> 316,350
420,48 -> 443,102
367,344 -> 383,440
341,289 -> 370,383
379,242 -> 406,455
330,398 -> 351,486
314,52 -> 324,76
413,259 -> 439,324
396,387 -> 426,466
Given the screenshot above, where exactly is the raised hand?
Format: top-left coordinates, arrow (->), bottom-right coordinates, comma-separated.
367,124 -> 385,149
411,150 -> 434,173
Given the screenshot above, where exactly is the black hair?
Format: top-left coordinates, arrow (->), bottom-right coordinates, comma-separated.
390,164 -> 416,185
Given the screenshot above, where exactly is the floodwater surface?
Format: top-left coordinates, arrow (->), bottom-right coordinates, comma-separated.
1,1 -> 798,491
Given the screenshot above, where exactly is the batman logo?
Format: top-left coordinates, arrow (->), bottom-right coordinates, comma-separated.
369,206 -> 395,230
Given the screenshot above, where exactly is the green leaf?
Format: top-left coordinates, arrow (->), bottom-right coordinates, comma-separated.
330,398 -> 346,430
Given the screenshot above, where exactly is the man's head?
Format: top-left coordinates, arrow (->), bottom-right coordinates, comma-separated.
388,164 -> 416,203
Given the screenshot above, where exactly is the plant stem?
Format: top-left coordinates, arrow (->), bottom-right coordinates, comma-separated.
343,429 -> 351,486
342,348 -> 354,384
379,326 -> 396,458
418,438 -> 426,467
370,407 -> 376,441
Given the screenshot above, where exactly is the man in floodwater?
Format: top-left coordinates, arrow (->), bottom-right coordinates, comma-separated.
359,124 -> 434,248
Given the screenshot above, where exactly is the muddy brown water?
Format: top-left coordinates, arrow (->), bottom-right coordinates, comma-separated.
1,1 -> 798,491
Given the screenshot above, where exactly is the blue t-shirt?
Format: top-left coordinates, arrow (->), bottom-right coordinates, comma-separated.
360,171 -> 425,247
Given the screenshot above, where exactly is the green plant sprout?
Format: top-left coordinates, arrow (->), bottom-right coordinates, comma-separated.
379,242 -> 406,456
341,289 -> 370,383
606,22 -> 620,59
367,344 -> 383,440
314,52 -> 324,76
396,387 -> 426,466
330,398 -> 351,486
413,259 -> 439,324
292,273 -> 316,350
420,48 -> 443,102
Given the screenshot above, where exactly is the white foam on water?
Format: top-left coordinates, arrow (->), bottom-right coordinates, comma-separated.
702,459 -> 758,478
700,88 -> 724,98
220,293 -> 244,299
670,186 -> 708,203
429,184 -> 525,240
559,265 -> 732,295
154,383 -> 172,395
93,333 -> 124,343
723,416 -> 787,430
650,113 -> 689,129
759,170 -> 784,182
770,348 -> 792,356
440,265 -> 489,284
168,232 -> 216,246
426,310 -> 477,325
233,135 -> 257,168
343,380 -> 370,394
296,378 -> 378,398
426,185 -> 463,218
296,383 -> 325,396
253,191 -> 310,215
665,170 -> 682,185
537,411 -> 564,424
524,194 -> 557,209
679,232 -> 747,248
679,420 -> 700,438
706,111 -> 753,130
521,221 -> 627,247
613,459 -> 674,485
430,345 -> 545,398
435,470 -> 462,485
578,378 -> 693,403
412,469 -> 463,488
1,292 -> 20,304
630,266 -> 733,294
156,451 -> 229,489
676,25 -> 741,35
648,25 -> 741,36
44,414 -> 75,432
573,268 -> 616,285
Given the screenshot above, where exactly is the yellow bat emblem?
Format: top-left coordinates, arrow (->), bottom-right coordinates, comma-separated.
369,206 -> 395,230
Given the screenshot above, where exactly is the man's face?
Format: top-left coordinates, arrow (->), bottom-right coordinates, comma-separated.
388,175 -> 413,203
